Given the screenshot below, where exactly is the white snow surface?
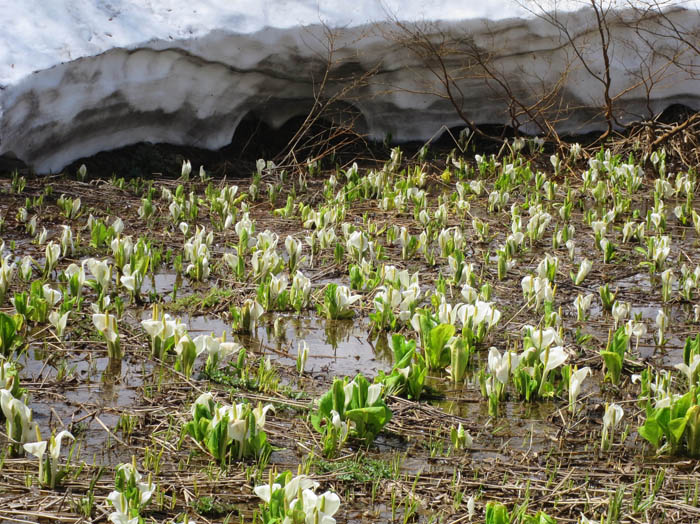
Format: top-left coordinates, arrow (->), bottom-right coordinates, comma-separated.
2,1 -> 700,172
0,0 -> 535,87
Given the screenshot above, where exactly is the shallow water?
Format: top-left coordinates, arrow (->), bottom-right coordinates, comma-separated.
155,311 -> 394,379
22,350 -> 146,465
140,271 -> 181,296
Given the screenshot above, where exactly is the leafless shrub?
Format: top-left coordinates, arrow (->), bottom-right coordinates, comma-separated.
378,0 -> 700,153
378,16 -> 575,148
275,24 -> 379,171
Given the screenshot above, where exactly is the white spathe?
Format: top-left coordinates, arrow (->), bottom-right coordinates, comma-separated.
2,2 -> 700,172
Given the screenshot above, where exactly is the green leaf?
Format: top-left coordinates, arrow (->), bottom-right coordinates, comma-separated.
685,405 -> 700,457
600,351 -> 622,384
409,365 -> 427,401
345,406 -> 391,442
638,418 -> 663,448
524,512 -> 557,524
425,323 -> 455,370
312,378 -> 345,433
450,337 -> 471,382
669,415 -> 691,447
485,502 -> 510,524
0,312 -> 17,356
671,391 -> 694,421
391,334 -> 415,369
331,378 -> 346,415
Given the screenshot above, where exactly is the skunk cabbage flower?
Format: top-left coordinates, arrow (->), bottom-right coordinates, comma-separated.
675,354 -> 700,385
23,430 -> 74,488
488,347 -> 520,384
0,389 -> 37,452
297,340 -> 309,375
573,293 -> 594,321
624,320 -> 646,348
87,258 -> 112,291
252,403 -> 274,429
44,242 -> 61,274
611,301 -> 630,327
601,403 -> 624,450
254,482 -> 282,504
656,309 -> 669,344
336,285 -> 360,311
603,403 -> 623,433
525,326 -> 561,352
574,259 -> 592,285
181,159 -> 192,179
568,366 -> 591,413
42,284 -> 62,306
241,299 -> 264,333
346,230 -> 368,260
541,345 -> 568,374
294,489 -> 341,524
451,422 -> 473,450
49,311 -> 69,339
93,312 -> 121,359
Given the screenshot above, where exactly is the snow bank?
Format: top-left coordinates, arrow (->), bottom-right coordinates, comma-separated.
1,1 -> 700,172
0,0 -> 535,88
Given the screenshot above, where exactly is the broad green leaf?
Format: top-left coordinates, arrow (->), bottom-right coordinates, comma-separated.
669,415 -> 691,447
0,312 -> 17,356
409,366 -> 427,401
391,334 -> 415,369
426,323 -> 455,370
686,405 -> 700,457
638,418 -> 663,448
600,351 -> 622,384
671,391 -> 694,421
485,502 -> 510,524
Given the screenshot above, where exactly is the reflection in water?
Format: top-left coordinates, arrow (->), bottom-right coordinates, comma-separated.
140,271 -> 182,298
573,300 -> 688,364
324,318 -> 355,349
102,356 -> 122,382
177,312 -> 393,377
100,356 -> 123,400
430,396 -> 560,454
21,349 -> 143,466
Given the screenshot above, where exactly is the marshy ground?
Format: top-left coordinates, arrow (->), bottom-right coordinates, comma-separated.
1,132 -> 700,523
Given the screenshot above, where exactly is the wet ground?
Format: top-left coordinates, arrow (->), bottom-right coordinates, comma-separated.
1,141 -> 700,523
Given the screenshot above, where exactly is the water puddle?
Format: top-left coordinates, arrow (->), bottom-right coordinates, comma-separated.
20,349 -> 146,465
154,311 -> 394,379
141,271 -> 180,296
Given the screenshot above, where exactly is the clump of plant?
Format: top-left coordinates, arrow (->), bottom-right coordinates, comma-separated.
93,311 -> 122,360
485,501 -> 557,524
0,312 -> 23,357
600,403 -> 625,451
141,304 -> 184,359
23,429 -> 74,488
106,460 -> 156,524
512,326 -> 568,401
254,469 -> 340,524
410,310 -> 455,372
192,495 -> 239,518
0,388 -> 38,456
230,298 -> 265,334
0,357 -> 24,398
600,326 -> 629,385
0,254 -> 17,306
639,338 -> 700,457
183,393 -> 273,466
311,374 -> 391,457
12,281 -> 58,325
376,334 -> 427,400
318,283 -> 360,320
